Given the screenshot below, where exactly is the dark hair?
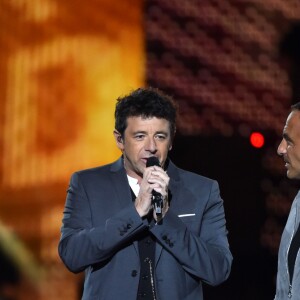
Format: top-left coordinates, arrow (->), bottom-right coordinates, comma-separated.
115,87 -> 178,137
291,102 -> 300,111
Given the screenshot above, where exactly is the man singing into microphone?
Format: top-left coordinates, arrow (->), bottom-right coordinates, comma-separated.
58,87 -> 232,300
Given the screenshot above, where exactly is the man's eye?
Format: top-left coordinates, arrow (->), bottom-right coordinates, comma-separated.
285,138 -> 293,147
156,135 -> 166,140
135,135 -> 144,140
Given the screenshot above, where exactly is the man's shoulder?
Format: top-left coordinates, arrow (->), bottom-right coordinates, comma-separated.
180,169 -> 216,189
169,160 -> 216,185
74,158 -> 123,178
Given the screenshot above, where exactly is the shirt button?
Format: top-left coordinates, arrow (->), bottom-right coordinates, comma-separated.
127,224 -> 132,229
162,235 -> 167,240
131,270 -> 137,277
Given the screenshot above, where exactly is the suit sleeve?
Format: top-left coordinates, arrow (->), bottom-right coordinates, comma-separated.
150,180 -> 232,286
58,172 -> 147,273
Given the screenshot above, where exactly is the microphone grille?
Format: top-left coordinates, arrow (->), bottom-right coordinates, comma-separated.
146,156 -> 160,167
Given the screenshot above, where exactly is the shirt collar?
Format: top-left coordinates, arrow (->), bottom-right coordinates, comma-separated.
127,175 -> 140,196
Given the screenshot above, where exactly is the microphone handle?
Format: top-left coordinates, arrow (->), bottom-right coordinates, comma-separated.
152,191 -> 163,215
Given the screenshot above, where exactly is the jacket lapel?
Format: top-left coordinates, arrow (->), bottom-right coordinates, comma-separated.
110,157 -> 140,255
109,157 -> 132,208
155,160 -> 180,265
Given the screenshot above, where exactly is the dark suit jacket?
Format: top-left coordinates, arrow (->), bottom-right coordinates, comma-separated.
58,158 -> 232,300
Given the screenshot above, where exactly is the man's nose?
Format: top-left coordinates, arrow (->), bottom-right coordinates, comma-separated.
146,137 -> 157,152
277,139 -> 287,156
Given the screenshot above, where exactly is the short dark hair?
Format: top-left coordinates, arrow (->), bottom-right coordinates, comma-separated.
114,87 -> 178,137
291,102 -> 300,111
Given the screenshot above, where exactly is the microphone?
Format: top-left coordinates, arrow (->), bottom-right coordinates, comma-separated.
146,157 -> 163,216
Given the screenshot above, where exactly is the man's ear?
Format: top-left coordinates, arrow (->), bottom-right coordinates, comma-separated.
113,130 -> 124,150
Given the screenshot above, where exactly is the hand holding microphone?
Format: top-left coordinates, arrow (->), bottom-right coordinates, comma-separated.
135,156 -> 169,220
146,157 -> 164,216
146,157 -> 169,221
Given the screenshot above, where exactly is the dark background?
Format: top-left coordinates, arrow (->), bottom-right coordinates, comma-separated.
170,135 -> 277,299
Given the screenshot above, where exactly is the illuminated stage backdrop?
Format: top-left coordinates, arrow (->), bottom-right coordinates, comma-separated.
1,0 -> 300,299
1,0 -> 144,188
146,0 -> 299,136
0,1 -> 144,299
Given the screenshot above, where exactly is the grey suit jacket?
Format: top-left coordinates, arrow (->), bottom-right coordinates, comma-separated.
275,191 -> 300,300
58,158 -> 232,300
